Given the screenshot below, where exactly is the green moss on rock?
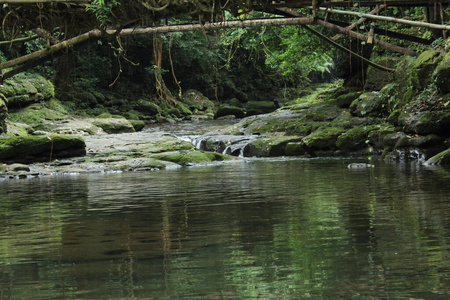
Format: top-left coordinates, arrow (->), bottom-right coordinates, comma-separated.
0,135 -> 86,163
302,127 -> 346,150
150,150 -> 227,165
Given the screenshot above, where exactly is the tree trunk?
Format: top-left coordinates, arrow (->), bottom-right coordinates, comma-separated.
152,33 -> 176,104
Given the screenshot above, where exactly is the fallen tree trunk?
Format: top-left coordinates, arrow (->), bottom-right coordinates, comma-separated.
0,17 -> 314,73
315,18 -> 418,56
315,6 -> 450,31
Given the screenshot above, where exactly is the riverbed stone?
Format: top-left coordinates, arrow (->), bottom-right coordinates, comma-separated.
134,99 -> 161,116
215,105 -> 246,119
182,89 -> 216,115
350,92 -> 388,118
302,127 -> 346,151
90,118 -> 135,134
150,150 -> 231,166
0,135 -> 86,163
336,91 -> 360,108
244,134 -> 302,157
0,75 -> 55,108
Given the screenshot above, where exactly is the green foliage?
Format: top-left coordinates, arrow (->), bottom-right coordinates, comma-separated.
86,0 -> 120,28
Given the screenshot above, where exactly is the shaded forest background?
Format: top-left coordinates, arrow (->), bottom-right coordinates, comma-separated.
0,6 -> 441,118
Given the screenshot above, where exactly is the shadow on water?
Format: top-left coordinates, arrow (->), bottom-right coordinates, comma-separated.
0,158 -> 449,299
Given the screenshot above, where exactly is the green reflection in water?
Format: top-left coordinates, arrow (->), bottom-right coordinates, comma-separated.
0,159 -> 449,299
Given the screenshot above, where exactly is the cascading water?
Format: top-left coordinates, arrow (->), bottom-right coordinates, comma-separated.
144,119 -> 261,157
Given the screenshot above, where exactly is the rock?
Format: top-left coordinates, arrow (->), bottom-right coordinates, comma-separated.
424,148 -> 450,165
0,135 -> 86,163
7,163 -> 31,172
302,127 -> 346,152
433,51 -> 450,93
0,75 -> 54,108
5,121 -> 34,137
399,110 -> 450,135
90,118 -> 135,134
336,91 -> 360,108
182,90 -> 217,115
285,142 -> 306,156
350,92 -> 388,117
245,101 -> 277,116
150,150 -> 231,166
243,135 -> 302,157
134,99 -> 161,115
215,105 -> 246,119
408,49 -> 442,90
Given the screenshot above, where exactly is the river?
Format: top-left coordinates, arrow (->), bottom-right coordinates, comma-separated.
1,123 -> 450,299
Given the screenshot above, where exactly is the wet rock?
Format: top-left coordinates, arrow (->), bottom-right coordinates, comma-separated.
7,163 -> 31,172
245,101 -> 277,116
90,118 -> 135,134
302,127 -> 346,152
0,135 -> 86,163
150,150 -> 231,166
215,105 -> 246,119
244,134 -> 302,157
347,163 -> 373,169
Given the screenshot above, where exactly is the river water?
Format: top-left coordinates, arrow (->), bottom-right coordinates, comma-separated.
1,156 -> 449,299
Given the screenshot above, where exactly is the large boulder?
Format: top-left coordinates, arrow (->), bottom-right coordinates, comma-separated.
215,105 -> 246,119
182,90 -> 216,116
433,51 -> 450,93
89,118 -> 135,134
408,49 -> 442,90
0,74 -> 55,108
364,57 -> 399,91
0,135 -> 86,163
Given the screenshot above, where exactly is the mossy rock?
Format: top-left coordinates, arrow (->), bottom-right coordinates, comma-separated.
134,99 -> 161,115
182,90 -> 217,114
425,148 -> 450,165
129,120 -> 146,132
168,108 -> 182,118
302,127 -> 346,151
244,135 -> 302,157
5,121 -> 34,137
350,92 -> 388,117
0,135 -> 86,163
7,101 -> 68,130
336,91 -> 361,108
215,105 -> 246,119
0,75 -> 54,107
408,49 -> 442,90
175,102 -> 193,116
245,101 -> 276,116
336,126 -> 378,151
91,118 -> 135,134
433,51 -> 450,93
150,150 -> 230,165
399,110 -> 450,135
303,103 -> 342,122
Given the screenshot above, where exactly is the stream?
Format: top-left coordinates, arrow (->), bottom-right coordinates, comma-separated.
1,120 -> 449,299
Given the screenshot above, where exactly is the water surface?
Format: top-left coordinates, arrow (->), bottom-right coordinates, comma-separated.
1,158 -> 449,299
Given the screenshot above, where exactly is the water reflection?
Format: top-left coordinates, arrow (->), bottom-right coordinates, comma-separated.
0,159 -> 449,299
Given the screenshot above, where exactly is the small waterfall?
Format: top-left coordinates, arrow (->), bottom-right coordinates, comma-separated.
185,134 -> 261,157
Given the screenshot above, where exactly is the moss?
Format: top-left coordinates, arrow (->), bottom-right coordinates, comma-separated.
336,92 -> 360,108
433,51 -> 450,93
302,127 -> 346,150
175,102 -> 193,115
303,103 -> 341,122
336,126 -> 380,151
91,118 -> 135,134
408,49 -> 442,90
0,135 -> 86,163
215,105 -> 246,119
